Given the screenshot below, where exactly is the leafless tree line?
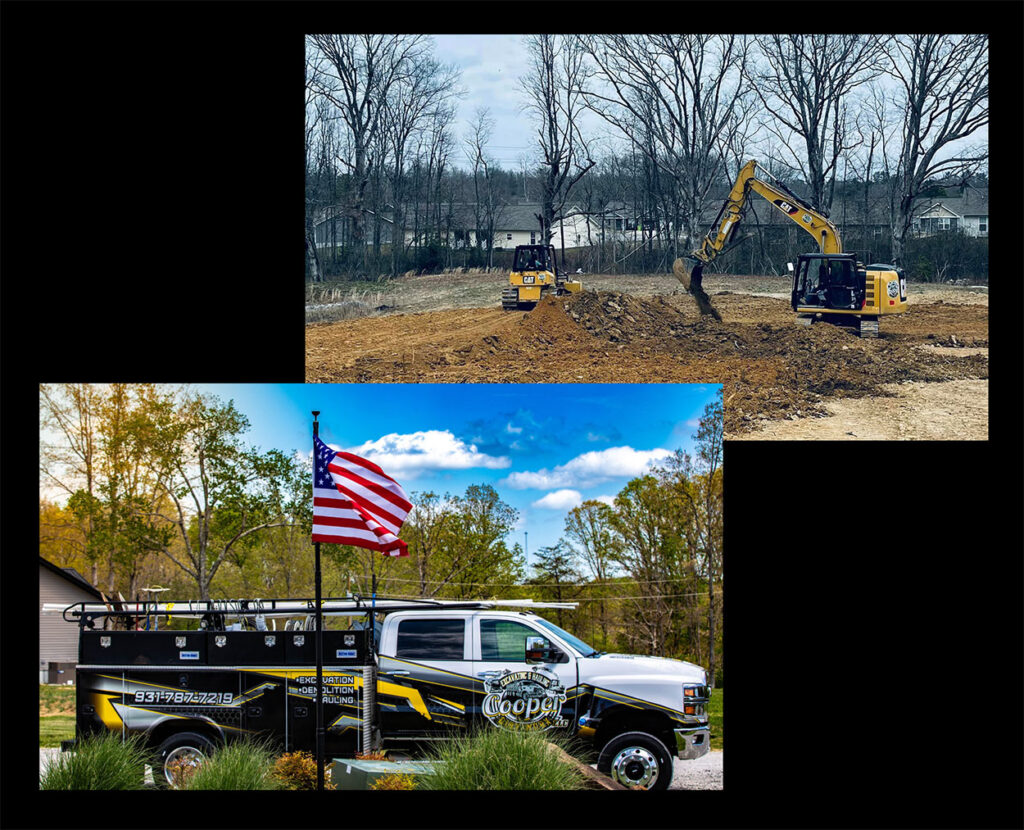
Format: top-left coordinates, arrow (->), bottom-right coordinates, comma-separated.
305,34 -> 987,280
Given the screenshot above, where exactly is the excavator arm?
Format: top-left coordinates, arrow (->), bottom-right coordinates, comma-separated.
675,160 -> 844,295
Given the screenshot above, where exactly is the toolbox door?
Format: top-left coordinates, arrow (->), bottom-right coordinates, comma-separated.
377,616 -> 476,739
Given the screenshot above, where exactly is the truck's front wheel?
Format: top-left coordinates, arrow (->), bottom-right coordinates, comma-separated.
597,731 -> 673,791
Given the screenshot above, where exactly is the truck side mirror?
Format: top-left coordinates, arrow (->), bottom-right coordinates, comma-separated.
525,635 -> 559,664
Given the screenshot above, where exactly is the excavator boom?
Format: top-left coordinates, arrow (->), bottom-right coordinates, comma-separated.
674,159 -> 906,335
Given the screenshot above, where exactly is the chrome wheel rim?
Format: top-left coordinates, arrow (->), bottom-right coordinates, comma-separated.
164,746 -> 206,787
610,746 -> 659,788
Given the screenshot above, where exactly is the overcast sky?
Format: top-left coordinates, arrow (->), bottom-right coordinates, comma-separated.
431,34 -> 615,172
427,34 -> 987,176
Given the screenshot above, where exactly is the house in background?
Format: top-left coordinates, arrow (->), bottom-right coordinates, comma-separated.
40,556 -> 103,684
913,187 -> 989,238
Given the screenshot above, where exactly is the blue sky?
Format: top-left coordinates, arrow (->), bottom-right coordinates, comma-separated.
200,383 -> 721,566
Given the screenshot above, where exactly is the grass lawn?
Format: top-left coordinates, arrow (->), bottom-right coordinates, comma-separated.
708,687 -> 724,751
40,716 -> 76,748
40,684 -> 76,747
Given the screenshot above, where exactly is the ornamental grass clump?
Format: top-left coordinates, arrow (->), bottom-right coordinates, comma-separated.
182,738 -> 281,791
39,732 -> 151,790
418,729 -> 588,791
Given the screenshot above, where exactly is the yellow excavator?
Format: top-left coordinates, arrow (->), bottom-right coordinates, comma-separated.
674,160 -> 908,337
502,244 -> 582,311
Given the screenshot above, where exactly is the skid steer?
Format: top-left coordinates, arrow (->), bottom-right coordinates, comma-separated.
501,244 -> 582,311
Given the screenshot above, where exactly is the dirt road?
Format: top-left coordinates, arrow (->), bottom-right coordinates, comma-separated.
306,273 -> 988,439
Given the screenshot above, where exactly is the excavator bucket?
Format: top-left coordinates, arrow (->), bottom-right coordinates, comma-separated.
672,257 -> 698,291
672,258 -> 721,322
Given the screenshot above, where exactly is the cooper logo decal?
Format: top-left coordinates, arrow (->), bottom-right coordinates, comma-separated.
482,669 -> 568,732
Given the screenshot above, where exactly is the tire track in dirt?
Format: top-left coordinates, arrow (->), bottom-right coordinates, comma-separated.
306,291 -> 988,436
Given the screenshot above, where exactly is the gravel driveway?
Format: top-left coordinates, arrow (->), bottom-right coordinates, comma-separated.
670,750 -> 722,789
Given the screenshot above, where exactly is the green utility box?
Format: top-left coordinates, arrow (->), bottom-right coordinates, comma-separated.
330,759 -> 441,790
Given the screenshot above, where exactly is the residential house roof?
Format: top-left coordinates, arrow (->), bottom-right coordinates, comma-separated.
39,556 -> 104,600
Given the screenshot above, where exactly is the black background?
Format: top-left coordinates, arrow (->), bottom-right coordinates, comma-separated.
3,3 -> 1021,828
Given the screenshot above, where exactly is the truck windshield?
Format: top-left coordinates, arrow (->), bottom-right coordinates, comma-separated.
533,617 -> 600,657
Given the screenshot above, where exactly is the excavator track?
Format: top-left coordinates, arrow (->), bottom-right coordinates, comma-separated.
501,287 -> 519,311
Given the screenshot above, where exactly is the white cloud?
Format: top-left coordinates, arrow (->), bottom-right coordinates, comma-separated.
502,446 -> 674,490
594,495 -> 617,507
531,489 -> 583,511
506,421 -> 523,435
342,430 -> 510,479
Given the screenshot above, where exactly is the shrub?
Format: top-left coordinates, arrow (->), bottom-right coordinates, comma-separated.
39,732 -> 151,790
272,750 -> 334,791
182,738 -> 281,791
369,773 -> 417,791
418,729 -> 588,791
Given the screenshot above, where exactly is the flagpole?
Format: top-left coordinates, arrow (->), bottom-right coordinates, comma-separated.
312,411 -> 325,794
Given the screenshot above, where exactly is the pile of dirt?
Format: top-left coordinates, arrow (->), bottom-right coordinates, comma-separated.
560,291 -> 693,342
306,289 -> 988,435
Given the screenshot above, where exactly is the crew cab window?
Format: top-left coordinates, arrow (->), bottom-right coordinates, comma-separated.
395,618 -> 466,661
480,619 -> 540,661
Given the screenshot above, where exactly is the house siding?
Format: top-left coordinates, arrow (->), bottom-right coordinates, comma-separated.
40,564 -> 100,682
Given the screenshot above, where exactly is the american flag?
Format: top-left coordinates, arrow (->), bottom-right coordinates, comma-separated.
311,434 -> 412,556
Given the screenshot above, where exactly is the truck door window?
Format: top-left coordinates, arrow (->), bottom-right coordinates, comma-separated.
480,619 -> 544,661
395,618 -> 465,661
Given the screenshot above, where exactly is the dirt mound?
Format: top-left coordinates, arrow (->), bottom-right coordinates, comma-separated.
306,291 -> 988,435
560,290 -> 695,342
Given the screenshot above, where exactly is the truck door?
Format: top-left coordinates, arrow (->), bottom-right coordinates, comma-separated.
377,616 -> 476,740
471,617 -> 578,736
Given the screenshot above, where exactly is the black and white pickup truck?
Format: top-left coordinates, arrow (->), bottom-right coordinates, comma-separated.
49,596 -> 711,790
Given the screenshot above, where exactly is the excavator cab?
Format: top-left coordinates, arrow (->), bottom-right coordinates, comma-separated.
502,244 -> 581,311
791,254 -> 865,311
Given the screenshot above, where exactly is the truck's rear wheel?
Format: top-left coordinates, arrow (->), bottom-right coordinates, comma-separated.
155,731 -> 215,788
597,731 -> 673,791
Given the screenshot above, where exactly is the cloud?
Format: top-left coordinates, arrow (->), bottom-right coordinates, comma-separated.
594,495 -> 617,507
502,446 -> 674,490
341,430 -> 510,479
531,489 -> 583,511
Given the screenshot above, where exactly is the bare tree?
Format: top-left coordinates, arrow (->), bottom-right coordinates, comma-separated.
464,107 -> 507,268
306,35 -> 431,268
746,35 -> 883,215
577,34 -> 752,263
383,53 -> 461,275
520,34 -> 596,258
881,34 -> 989,264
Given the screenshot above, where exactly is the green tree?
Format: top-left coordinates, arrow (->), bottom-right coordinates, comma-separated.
527,541 -> 583,628
655,388 -> 724,684
564,500 -> 622,646
609,475 -> 691,657
135,389 -> 309,600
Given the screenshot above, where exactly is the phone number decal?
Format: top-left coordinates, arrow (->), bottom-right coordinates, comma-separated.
132,691 -> 233,705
